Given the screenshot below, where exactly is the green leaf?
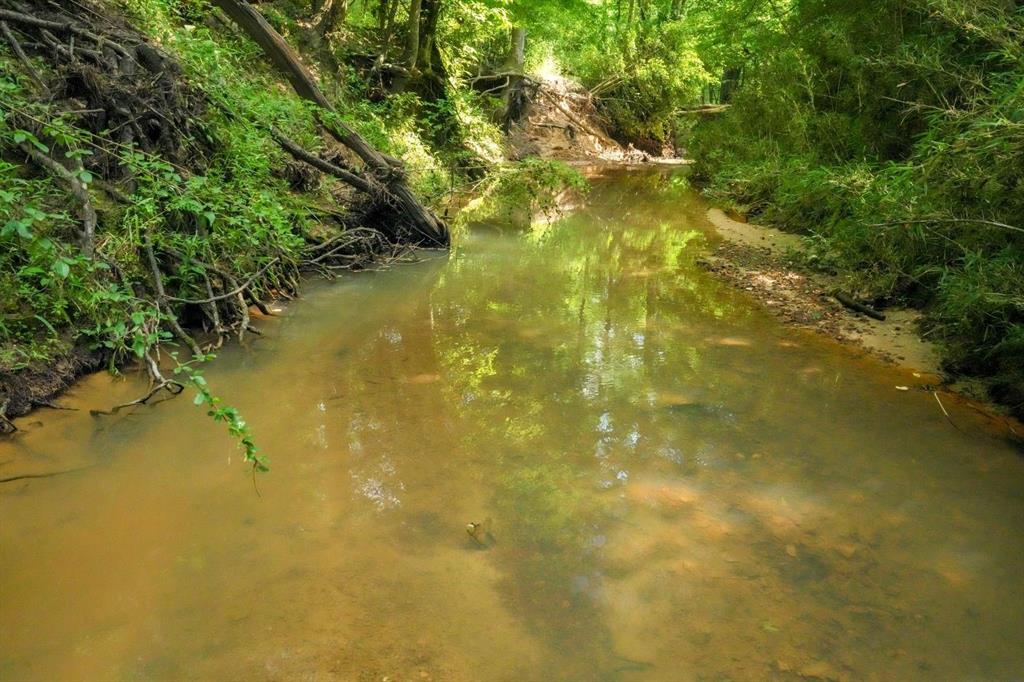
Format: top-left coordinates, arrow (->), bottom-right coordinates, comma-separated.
52,260 -> 70,278
130,311 -> 146,325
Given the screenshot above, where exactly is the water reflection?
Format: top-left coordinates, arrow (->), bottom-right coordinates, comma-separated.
1,168 -> 1023,681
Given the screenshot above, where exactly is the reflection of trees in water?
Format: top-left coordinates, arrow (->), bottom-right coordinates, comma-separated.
426,168 -> 769,673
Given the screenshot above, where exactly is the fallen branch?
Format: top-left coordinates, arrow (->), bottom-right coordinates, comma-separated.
675,104 -> 731,116
870,217 -> 1024,235
834,291 -> 886,320
270,128 -> 375,194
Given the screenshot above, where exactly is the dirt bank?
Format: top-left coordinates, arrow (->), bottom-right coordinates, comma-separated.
701,209 -> 940,374
507,75 -> 654,163
699,209 -> 1021,437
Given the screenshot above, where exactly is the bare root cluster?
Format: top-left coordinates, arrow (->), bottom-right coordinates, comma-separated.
0,1 -> 417,418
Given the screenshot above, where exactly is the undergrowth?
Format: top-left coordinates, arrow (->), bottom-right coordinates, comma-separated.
687,0 -> 1024,416
0,0 -> 585,450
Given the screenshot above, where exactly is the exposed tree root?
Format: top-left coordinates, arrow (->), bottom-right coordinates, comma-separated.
0,398 -> 17,435
0,18 -> 48,93
88,352 -> 184,416
0,0 -> 443,430
17,141 -> 97,255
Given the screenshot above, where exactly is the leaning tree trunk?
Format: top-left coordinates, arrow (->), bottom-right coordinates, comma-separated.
210,0 -> 448,246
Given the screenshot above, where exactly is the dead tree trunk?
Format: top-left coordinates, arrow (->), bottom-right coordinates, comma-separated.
210,0 -> 448,246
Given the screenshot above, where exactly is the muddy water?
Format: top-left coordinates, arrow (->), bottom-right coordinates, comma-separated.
2,168 -> 1024,681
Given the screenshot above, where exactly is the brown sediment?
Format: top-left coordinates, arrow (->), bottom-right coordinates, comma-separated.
701,208 -> 940,373
699,207 -> 1024,435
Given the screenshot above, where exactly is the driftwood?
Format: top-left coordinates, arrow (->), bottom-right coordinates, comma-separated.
834,292 -> 886,321
210,0 -> 448,246
676,104 -> 731,116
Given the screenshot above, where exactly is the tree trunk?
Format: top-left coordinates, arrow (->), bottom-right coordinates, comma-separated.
505,27 -> 525,72
404,0 -> 421,71
316,0 -> 346,36
500,27 -> 526,129
720,66 -> 742,104
413,0 -> 445,99
210,0 -> 448,246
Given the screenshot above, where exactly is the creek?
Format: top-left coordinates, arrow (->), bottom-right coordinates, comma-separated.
2,167 -> 1023,681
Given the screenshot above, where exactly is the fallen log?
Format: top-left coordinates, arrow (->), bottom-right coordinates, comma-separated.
834,291 -> 886,321
270,128 -> 374,194
210,0 -> 448,247
675,104 -> 731,116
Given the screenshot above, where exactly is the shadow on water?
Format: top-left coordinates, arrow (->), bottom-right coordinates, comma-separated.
2,167 -> 1024,681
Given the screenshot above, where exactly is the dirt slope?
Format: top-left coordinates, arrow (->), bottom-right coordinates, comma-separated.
507,75 -> 650,163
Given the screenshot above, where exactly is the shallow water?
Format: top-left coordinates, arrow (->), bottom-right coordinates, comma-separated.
2,167 -> 1023,681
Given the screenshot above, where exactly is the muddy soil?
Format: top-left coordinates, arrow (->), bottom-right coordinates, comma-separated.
698,209 -> 1021,436
0,349 -> 105,428
700,209 -> 940,374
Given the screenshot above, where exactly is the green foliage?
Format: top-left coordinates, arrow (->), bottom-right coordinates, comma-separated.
457,158 -> 588,228
173,354 -> 267,474
686,0 -> 1024,412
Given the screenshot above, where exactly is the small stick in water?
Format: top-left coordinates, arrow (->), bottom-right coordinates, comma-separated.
933,390 -> 960,430
0,465 -> 95,484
